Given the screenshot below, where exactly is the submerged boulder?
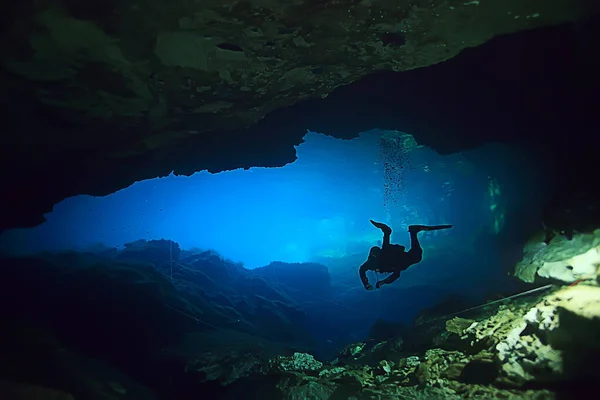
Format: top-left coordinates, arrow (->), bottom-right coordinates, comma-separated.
271,352 -> 324,374
515,230 -> 600,283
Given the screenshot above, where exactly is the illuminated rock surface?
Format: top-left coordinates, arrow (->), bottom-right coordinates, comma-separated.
515,230 -> 600,283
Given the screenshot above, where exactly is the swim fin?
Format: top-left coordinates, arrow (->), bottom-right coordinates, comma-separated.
370,220 -> 392,234
409,224 -> 453,233
425,224 -> 453,231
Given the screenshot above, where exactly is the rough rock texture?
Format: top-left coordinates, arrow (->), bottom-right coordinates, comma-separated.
264,344 -> 556,399
0,247 -> 333,398
2,0 -> 583,134
232,281 -> 600,399
455,283 -> 600,387
522,285 -> 600,380
271,352 -> 324,373
445,317 -> 475,335
1,0 -> 599,230
3,243 -> 600,399
515,230 -> 600,283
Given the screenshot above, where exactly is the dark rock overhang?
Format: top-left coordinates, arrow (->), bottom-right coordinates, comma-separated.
1,1 -> 599,230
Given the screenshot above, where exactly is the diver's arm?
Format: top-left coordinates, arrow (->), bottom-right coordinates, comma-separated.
376,270 -> 400,288
359,260 -> 374,290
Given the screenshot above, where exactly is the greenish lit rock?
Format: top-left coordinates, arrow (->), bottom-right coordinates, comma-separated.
337,366 -> 376,388
445,317 -> 475,335
404,356 -> 421,368
318,367 -> 345,378
339,341 -> 367,359
271,352 -> 324,373
462,305 -> 527,352
350,344 -> 364,356
415,348 -> 469,385
389,356 -> 420,386
379,360 -> 393,374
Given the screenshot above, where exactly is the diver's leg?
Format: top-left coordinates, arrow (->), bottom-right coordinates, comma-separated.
405,224 -> 452,264
370,220 -> 392,249
382,230 -> 391,249
406,229 -> 423,265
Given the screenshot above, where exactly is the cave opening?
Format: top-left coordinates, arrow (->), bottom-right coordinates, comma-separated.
0,128 -> 549,290
1,9 -> 600,399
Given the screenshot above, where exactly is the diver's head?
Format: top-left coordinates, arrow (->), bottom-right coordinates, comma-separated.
369,246 -> 382,257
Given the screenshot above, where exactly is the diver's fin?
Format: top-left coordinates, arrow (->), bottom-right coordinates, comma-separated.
370,220 -> 392,233
425,224 -> 453,231
369,219 -> 389,229
409,224 -> 453,233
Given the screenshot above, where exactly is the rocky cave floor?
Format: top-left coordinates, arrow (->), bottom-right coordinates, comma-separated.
0,229 -> 599,400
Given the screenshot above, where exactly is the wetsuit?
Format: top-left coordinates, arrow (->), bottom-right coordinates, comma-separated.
359,221 -> 452,290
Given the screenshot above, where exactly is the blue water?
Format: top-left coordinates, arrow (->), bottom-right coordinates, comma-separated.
1,130 -> 547,269
0,128 -> 556,399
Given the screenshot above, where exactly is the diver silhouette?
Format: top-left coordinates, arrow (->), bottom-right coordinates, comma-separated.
359,220 -> 453,290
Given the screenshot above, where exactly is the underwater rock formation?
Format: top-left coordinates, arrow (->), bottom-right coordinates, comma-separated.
3,248 -> 320,345
2,1 -> 599,231
460,284 -> 600,387
515,230 -> 600,283
2,0 -> 584,147
251,345 -> 555,399
2,233 -> 600,399
0,244 -> 334,398
212,280 -> 600,399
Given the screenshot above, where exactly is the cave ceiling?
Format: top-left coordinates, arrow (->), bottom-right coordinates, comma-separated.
0,0 -> 598,230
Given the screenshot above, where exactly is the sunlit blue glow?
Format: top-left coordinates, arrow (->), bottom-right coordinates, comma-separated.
0,130 -> 539,269
3,132 -> 397,267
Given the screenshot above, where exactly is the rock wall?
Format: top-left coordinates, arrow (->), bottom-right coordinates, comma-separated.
2,2 -> 599,230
